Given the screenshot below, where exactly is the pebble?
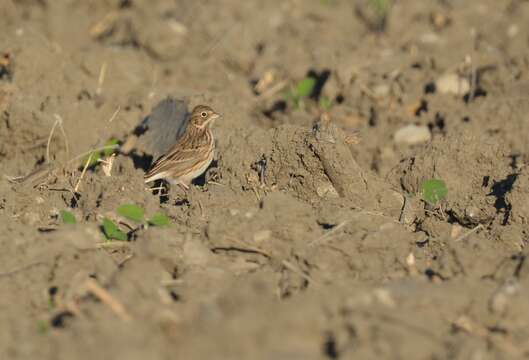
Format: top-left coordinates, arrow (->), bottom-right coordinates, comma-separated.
507,24 -> 519,38
316,183 -> 339,198
436,73 -> 470,95
253,230 -> 272,243
394,124 -> 431,145
420,32 -> 441,44
372,84 -> 390,98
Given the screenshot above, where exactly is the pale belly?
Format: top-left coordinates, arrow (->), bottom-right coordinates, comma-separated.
171,149 -> 215,186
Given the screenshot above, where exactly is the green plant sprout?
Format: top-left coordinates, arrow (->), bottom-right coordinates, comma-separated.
421,179 -> 448,206
285,77 -> 334,111
60,210 -> 76,224
358,0 -> 391,32
285,77 -> 316,110
319,96 -> 333,110
102,217 -> 127,241
37,320 -> 49,335
102,204 -> 171,241
117,204 -> 145,223
82,138 -> 119,168
370,0 -> 391,19
60,204 -> 169,241
148,212 -> 170,226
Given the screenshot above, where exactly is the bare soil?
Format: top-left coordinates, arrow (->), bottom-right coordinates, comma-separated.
2,1 -> 529,359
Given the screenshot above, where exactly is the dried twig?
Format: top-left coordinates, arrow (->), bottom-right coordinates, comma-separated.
46,117 -> 60,163
258,80 -> 288,101
96,62 -> 107,95
454,224 -> 483,242
282,260 -> 318,285
107,106 -> 121,123
453,315 -> 522,356
68,144 -> 119,164
54,114 -> 70,159
74,152 -> 93,193
100,153 -> 115,177
96,242 -> 131,249
211,243 -> 271,259
84,279 -> 131,321
309,221 -> 348,247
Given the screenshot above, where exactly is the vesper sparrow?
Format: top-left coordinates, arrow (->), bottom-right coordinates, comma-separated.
144,105 -> 221,188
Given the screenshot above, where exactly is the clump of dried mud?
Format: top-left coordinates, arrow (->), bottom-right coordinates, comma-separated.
2,1 -> 529,359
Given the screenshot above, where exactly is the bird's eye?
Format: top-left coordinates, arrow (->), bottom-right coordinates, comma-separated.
201,112 -> 207,118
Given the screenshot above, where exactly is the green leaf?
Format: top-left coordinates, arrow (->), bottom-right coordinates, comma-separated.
103,138 -> 119,157
296,77 -> 316,98
60,210 -> 77,224
283,89 -> 295,101
80,138 -> 120,168
81,151 -> 101,168
117,204 -> 145,223
421,179 -> 448,205
37,320 -> 49,335
148,212 -> 170,227
102,218 -> 127,241
370,0 -> 391,16
319,96 -> 332,110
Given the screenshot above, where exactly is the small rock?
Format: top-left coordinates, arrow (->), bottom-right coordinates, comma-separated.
394,124 -> 431,145
450,224 -> 463,239
373,288 -> 396,308
420,32 -> 440,44
507,24 -> 519,38
167,20 -> 188,35
372,84 -> 390,98
253,229 -> 272,243
316,183 -> 339,198
489,279 -> 518,315
436,73 -> 470,95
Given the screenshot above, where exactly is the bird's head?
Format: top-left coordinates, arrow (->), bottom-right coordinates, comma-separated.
189,105 -> 221,129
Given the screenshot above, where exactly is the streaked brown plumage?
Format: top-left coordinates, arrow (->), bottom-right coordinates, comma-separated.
144,105 -> 220,187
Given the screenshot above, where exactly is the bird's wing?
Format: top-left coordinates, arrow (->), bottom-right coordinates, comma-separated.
144,141 -> 212,183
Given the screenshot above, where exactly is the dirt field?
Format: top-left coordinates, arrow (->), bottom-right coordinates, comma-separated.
2,0 -> 529,359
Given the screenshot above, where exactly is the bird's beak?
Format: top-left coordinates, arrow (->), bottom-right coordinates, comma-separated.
205,112 -> 221,126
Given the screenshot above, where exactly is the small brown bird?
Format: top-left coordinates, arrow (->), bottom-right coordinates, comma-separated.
144,105 -> 221,188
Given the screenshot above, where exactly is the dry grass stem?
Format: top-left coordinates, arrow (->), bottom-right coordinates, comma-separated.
46,117 -> 60,163
74,152 -> 93,193
54,114 -> 70,159
454,224 -> 483,242
108,106 -> 121,123
309,221 -> 348,247
101,153 -> 115,177
96,62 -> 107,95
258,80 -> 288,100
282,260 -> 318,285
68,144 -> 119,164
84,279 -> 131,321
